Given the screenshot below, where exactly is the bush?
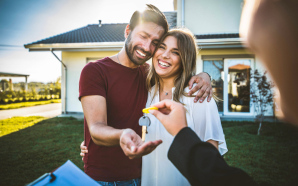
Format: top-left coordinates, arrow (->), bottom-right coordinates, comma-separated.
250,70 -> 274,135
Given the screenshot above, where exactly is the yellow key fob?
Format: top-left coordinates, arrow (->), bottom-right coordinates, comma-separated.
142,107 -> 158,114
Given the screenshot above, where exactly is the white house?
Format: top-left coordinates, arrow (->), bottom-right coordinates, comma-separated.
24,0 -> 274,119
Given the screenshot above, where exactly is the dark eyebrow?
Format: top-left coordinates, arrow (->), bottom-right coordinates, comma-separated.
170,45 -> 179,51
159,42 -> 179,51
141,31 -> 160,43
141,31 -> 151,37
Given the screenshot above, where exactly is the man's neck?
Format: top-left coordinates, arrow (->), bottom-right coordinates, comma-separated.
111,48 -> 139,69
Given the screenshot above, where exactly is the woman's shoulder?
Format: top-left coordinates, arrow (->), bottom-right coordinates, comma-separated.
147,84 -> 158,100
149,84 -> 157,93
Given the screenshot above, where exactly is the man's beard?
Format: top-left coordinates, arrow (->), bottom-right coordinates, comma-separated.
125,34 -> 152,66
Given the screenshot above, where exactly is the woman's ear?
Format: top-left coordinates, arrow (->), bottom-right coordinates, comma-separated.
124,24 -> 131,39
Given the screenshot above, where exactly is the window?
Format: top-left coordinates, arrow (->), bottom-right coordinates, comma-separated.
203,55 -> 254,116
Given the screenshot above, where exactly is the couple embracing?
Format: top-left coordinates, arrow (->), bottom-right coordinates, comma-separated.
79,4 -> 227,186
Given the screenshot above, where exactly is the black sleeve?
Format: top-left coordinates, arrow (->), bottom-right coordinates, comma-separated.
168,127 -> 257,186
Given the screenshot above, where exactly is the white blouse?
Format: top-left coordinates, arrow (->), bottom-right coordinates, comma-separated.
141,85 -> 228,186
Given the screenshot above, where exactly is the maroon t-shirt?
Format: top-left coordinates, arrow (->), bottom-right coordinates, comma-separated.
79,57 -> 148,181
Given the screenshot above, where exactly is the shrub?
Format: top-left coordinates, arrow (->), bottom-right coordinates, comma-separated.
250,70 -> 274,135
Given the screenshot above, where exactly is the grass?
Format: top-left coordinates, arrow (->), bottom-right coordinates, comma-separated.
0,118 -> 297,186
0,117 -> 84,186
0,99 -> 61,110
0,116 -> 46,137
223,121 -> 298,186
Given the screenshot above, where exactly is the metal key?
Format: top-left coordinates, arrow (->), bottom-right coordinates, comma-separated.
138,115 -> 151,141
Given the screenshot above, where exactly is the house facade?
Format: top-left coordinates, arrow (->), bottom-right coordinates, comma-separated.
24,0 -> 273,118
177,0 -> 272,117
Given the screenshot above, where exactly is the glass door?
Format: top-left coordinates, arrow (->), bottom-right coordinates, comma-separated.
223,59 -> 254,116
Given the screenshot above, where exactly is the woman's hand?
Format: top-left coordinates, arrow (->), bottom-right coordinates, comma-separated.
80,141 -> 88,161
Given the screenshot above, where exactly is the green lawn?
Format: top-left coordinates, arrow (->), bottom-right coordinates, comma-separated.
0,118 -> 297,186
0,116 -> 46,137
0,117 -> 84,186
0,99 -> 61,110
223,121 -> 298,185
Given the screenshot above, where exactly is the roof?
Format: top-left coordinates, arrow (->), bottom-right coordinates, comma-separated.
196,33 -> 239,39
24,11 -> 243,50
25,11 -> 178,46
164,12 -> 177,29
0,72 -> 30,77
27,24 -> 127,45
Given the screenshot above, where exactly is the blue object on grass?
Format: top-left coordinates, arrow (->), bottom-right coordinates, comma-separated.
26,160 -> 99,186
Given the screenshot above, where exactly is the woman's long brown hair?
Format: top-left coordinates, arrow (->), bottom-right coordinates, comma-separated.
146,28 -> 197,104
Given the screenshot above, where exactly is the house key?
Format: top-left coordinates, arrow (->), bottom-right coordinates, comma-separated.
139,115 -> 150,141
139,107 -> 158,141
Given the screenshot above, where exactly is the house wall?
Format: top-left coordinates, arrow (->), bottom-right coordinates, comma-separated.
177,0 -> 244,35
196,48 -> 251,73
174,0 -> 274,117
62,51 -> 117,113
61,48 -> 273,116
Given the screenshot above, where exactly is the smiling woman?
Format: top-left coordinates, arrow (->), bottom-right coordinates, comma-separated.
142,28 -> 227,186
147,28 -> 197,104
153,36 -> 182,80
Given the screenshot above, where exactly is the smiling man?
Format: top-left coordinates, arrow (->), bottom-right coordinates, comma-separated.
79,4 -> 212,185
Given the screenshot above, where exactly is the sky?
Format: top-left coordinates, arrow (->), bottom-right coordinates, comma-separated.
0,0 -> 174,83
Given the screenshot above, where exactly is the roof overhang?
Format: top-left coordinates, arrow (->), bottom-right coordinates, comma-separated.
24,38 -> 246,51
197,38 -> 246,49
0,72 -> 30,77
24,42 -> 124,52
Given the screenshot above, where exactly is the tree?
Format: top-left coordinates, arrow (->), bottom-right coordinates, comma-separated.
250,70 -> 274,135
55,77 -> 61,98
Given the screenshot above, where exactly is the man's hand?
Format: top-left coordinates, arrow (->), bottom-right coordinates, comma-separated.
120,129 -> 162,159
149,100 -> 188,136
188,72 -> 213,103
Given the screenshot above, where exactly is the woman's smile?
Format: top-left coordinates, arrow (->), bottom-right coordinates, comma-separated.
158,59 -> 171,68
153,36 -> 181,79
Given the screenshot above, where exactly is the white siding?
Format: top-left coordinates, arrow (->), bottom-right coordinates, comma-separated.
177,0 -> 244,35
62,51 -> 117,113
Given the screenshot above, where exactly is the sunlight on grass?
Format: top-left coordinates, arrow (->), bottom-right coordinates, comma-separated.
0,99 -> 61,110
0,116 -> 46,137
